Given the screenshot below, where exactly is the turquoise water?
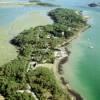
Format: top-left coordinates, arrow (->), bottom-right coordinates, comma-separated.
0,0 -> 100,100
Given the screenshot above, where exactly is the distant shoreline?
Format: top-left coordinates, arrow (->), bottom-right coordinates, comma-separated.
0,1 -> 58,7
0,2 -> 36,7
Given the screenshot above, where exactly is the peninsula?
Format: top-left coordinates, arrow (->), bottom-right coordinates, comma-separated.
0,8 -> 89,100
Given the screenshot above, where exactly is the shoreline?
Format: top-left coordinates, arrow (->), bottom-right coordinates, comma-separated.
53,46 -> 83,100
54,49 -> 83,100
53,25 -> 90,100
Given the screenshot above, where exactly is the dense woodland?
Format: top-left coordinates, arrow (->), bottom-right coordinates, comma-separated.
0,8 -> 87,100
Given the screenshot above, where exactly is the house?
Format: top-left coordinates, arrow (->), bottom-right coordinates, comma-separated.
27,61 -> 37,72
61,32 -> 64,36
0,95 -> 4,100
54,51 -> 61,58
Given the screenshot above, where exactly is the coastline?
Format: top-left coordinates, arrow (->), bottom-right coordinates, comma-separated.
53,47 -> 83,100
53,25 -> 90,100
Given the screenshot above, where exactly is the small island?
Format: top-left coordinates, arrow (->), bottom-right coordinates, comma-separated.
0,8 -> 89,100
88,3 -> 98,7
88,2 -> 100,7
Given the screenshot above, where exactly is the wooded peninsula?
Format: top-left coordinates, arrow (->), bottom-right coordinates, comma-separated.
0,8 -> 88,100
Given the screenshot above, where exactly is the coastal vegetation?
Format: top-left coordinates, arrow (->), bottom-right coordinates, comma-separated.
29,0 -> 58,7
29,0 -> 41,2
0,8 -> 87,99
36,2 -> 58,7
26,67 -> 67,100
